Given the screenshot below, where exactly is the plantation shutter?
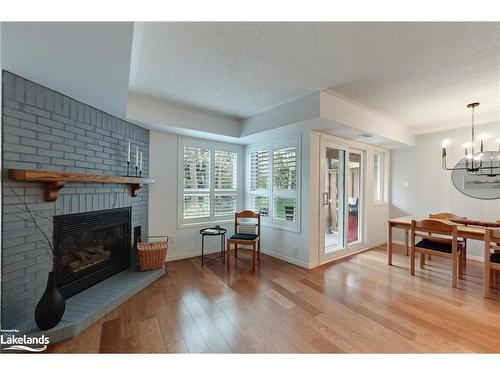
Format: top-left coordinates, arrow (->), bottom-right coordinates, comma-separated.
273,146 -> 297,222
182,146 -> 210,219
249,149 -> 270,217
214,151 -> 238,216
250,149 -> 269,191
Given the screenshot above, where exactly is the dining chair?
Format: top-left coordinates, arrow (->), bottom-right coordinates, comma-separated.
428,213 -> 468,267
410,219 -> 464,288
483,228 -> 500,298
226,210 -> 261,271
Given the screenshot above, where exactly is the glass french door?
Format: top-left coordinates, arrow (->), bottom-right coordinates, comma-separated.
319,139 -> 364,263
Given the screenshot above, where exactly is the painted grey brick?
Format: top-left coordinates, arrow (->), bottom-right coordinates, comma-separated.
64,152 -> 86,161
75,147 -> 95,156
52,113 -> 75,126
3,258 -> 36,274
52,143 -> 75,153
37,163 -> 64,172
3,143 -> 37,154
70,99 -> 78,120
2,270 -> 28,283
3,98 -> 20,110
45,90 -> 54,112
2,72 -> 150,330
20,120 -> 51,134
65,124 -> 85,136
86,131 -> 104,140
38,149 -> 64,158
96,139 -> 112,148
54,93 -> 63,114
4,152 -> 20,161
86,144 -> 103,152
24,104 -> 50,118
65,139 -> 86,149
14,75 -> 26,102
85,156 -> 103,163
38,133 -> 64,144
95,151 -> 110,159
21,154 -> 51,164
4,134 -> 20,144
95,128 -> 110,137
25,81 -> 37,106
52,128 -> 75,139
3,107 -> 36,122
4,125 -> 37,139
51,158 -> 75,167
21,138 -> 51,149
38,116 -> 65,130
74,121 -> 95,132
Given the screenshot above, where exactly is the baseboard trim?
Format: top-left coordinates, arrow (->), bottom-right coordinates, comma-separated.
166,248 -> 220,262
317,245 -> 374,267
165,246 -> 313,269
260,248 -> 312,269
391,240 -> 484,262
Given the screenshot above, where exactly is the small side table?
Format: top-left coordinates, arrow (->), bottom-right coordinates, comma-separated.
199,227 -> 227,266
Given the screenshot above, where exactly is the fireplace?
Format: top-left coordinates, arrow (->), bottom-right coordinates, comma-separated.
54,207 -> 131,298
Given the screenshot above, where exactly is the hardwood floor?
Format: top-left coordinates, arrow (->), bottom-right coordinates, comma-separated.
48,244 -> 500,353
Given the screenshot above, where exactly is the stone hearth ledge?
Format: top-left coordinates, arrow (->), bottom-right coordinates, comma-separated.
17,267 -> 165,344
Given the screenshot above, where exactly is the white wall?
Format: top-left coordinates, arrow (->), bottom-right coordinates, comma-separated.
390,123 -> 500,259
320,90 -> 415,146
244,129 -> 312,268
240,91 -> 320,137
149,130 -> 245,261
127,94 -> 241,140
1,22 -> 134,118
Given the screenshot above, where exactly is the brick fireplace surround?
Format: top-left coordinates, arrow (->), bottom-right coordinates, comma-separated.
1,71 -> 163,340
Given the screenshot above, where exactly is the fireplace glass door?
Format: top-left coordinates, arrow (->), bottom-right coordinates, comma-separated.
54,207 -> 131,298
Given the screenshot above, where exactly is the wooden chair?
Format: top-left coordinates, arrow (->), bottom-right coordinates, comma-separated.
226,210 -> 261,270
428,213 -> 468,267
483,228 -> 500,298
410,219 -> 464,288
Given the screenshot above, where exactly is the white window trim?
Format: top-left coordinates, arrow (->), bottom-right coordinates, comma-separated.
246,136 -> 301,233
178,137 -> 244,228
372,150 -> 389,206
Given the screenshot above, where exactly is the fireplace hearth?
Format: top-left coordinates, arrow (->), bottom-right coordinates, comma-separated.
54,208 -> 131,298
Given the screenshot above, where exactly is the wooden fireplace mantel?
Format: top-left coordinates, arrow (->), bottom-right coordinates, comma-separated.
8,169 -> 156,202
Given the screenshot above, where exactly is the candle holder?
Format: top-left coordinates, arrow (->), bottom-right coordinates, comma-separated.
139,170 -> 142,178
135,165 -> 138,177
126,161 -> 130,177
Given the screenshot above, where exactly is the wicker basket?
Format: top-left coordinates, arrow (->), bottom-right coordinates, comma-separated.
136,236 -> 169,271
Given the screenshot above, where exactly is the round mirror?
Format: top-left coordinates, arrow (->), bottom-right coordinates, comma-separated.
451,151 -> 500,200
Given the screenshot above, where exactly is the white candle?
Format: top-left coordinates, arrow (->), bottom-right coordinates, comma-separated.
135,147 -> 139,167
127,141 -> 131,163
140,152 -> 143,172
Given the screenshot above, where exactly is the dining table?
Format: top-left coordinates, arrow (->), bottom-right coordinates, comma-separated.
387,216 -> 489,265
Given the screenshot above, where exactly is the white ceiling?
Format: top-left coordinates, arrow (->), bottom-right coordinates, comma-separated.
129,22 -> 500,134
2,22 -> 134,118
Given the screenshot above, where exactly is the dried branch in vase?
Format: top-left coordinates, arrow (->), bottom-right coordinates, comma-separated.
8,185 -> 56,270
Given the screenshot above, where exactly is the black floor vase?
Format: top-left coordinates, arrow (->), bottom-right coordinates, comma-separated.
35,271 -> 65,330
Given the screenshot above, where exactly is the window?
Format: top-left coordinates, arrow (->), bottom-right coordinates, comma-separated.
179,140 -> 240,226
214,150 -> 238,217
247,138 -> 300,231
373,152 -> 385,203
249,149 -> 270,217
273,147 -> 297,222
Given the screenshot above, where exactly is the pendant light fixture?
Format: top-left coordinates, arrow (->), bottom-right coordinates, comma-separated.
442,102 -> 500,177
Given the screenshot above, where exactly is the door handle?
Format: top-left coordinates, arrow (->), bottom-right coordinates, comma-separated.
323,192 -> 329,205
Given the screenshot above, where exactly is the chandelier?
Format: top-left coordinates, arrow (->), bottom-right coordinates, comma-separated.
442,102 -> 500,177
